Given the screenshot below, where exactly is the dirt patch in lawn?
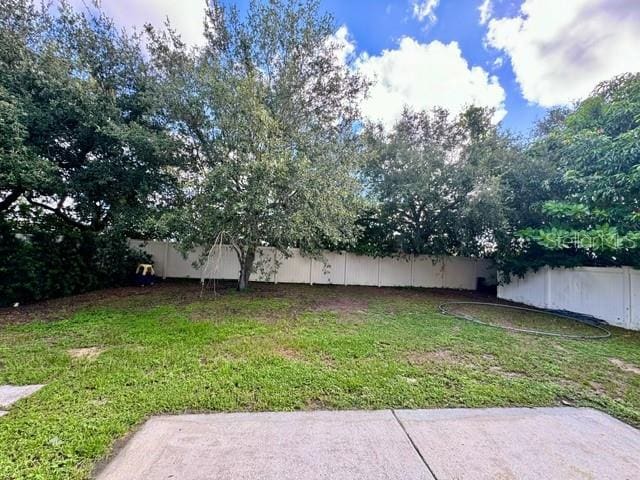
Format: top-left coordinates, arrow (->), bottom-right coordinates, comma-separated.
275,346 -> 305,361
406,349 -> 462,366
0,282 -> 213,325
68,347 -> 106,360
488,365 -> 526,379
609,358 -> 640,375
0,282 -> 494,326
312,297 -> 368,313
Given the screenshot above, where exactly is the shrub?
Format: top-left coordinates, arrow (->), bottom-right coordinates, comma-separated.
0,219 -> 148,306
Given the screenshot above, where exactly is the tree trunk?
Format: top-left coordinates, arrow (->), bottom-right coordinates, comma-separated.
237,246 -> 256,291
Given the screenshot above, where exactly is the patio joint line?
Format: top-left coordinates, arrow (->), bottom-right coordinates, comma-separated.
391,409 -> 439,480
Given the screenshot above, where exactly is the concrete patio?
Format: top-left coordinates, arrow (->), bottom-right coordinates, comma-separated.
96,407 -> 640,480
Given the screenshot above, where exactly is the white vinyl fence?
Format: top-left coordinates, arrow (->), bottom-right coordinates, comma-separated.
129,240 -> 496,290
498,266 -> 640,331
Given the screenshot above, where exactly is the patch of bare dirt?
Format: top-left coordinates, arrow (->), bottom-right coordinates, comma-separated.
609,358 -> 640,375
312,297 -> 368,313
68,347 -> 105,360
275,346 -> 304,361
488,365 -> 526,379
1,281 -> 502,326
0,281 -> 214,325
588,381 -> 606,396
304,397 -> 328,410
406,349 -> 461,366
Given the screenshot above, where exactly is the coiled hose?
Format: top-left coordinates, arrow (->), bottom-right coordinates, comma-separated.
439,301 -> 611,340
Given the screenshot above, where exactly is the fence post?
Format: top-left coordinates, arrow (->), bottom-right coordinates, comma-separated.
410,254 -> 414,287
162,241 -> 169,280
273,250 -> 278,284
544,267 -> 551,308
309,258 -> 313,285
343,252 -> 348,286
377,257 -> 381,287
624,266 -> 632,329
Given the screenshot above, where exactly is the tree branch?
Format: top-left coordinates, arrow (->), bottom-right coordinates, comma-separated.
26,198 -> 98,231
0,189 -> 23,212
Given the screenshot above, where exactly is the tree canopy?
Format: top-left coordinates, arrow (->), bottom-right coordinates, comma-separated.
358,106 -> 516,258
0,0 -> 179,233
499,73 -> 640,277
147,0 -> 367,289
1,0 -> 639,299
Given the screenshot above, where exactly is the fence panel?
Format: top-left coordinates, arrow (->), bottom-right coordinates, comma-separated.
412,256 -> 444,288
344,254 -> 379,286
274,249 -> 310,284
498,269 -> 547,308
498,266 -> 640,331
135,241 -> 168,278
549,268 -> 627,324
444,257 -> 480,290
129,240 -> 494,292
311,251 -> 346,285
379,256 -> 412,287
250,247 -> 276,282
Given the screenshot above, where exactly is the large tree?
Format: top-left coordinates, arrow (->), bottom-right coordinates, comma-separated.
148,0 -> 367,289
359,106 -> 519,257
0,0 -> 178,233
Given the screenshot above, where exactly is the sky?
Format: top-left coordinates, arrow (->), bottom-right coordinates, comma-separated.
68,0 -> 640,134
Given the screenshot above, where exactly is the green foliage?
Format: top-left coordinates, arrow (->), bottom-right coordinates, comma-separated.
0,0 -> 181,229
499,73 -> 640,278
0,218 -> 147,306
1,0 -> 638,296
358,106 -> 517,257
0,0 -> 179,303
148,0 -> 367,288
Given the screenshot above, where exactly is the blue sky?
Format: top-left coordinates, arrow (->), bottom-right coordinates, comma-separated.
316,0 -> 547,133
69,0 -> 640,135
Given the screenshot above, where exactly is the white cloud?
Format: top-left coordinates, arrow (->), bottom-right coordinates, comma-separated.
478,0 -> 493,25
486,0 -> 640,106
330,25 -> 356,65
354,37 -> 506,129
67,0 -> 207,46
412,0 -> 440,24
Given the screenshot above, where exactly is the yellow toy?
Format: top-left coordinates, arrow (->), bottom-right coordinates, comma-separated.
135,264 -> 156,286
136,264 -> 155,276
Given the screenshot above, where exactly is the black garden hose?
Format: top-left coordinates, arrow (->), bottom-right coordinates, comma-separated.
439,301 -> 611,340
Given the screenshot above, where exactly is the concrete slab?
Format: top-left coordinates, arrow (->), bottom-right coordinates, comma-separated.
96,407 -> 640,480
395,407 -> 640,480
97,410 -> 434,480
0,384 -> 45,408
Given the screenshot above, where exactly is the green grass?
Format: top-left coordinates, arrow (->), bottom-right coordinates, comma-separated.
1,283 -> 639,479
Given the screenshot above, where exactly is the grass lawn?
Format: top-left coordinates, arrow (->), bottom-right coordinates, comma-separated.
1,282 -> 640,479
